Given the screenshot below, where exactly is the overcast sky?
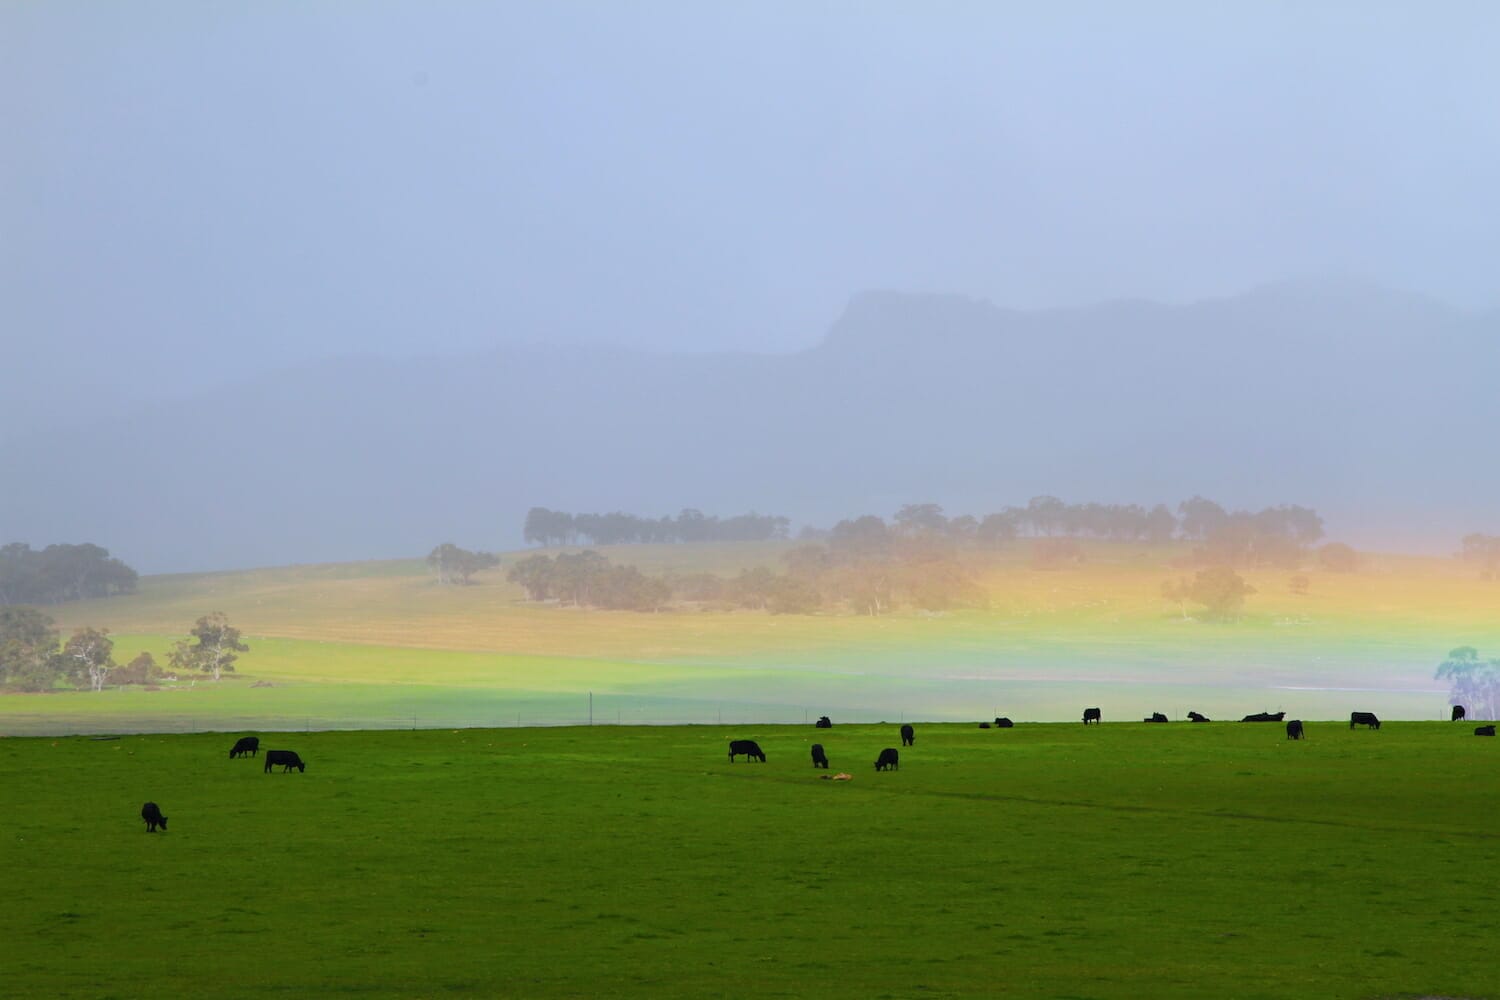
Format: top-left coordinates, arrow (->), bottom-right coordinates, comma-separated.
5,1 -> 1499,375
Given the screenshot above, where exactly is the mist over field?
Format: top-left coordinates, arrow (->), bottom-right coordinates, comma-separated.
6,5 -> 1500,570
5,4 -> 1500,723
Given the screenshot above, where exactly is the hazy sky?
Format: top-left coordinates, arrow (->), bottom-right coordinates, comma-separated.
5,1 -> 1499,374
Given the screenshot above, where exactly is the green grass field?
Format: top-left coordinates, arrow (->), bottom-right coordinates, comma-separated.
4,540 -> 1497,734
3,722 -> 1495,998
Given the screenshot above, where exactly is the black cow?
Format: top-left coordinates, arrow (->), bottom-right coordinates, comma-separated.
994,717 -> 1014,728
264,750 -> 305,773
1145,712 -> 1168,723
140,801 -> 167,833
1083,707 -> 1101,725
811,743 -> 829,768
900,724 -> 915,746
875,748 -> 900,771
1476,725 -> 1495,737
728,740 -> 766,763
815,716 -> 832,729
978,722 -> 991,729
229,736 -> 260,759
1452,705 -> 1467,722
1242,712 -> 1285,722
1187,711 -> 1209,723
1350,712 -> 1381,730
1286,719 -> 1305,740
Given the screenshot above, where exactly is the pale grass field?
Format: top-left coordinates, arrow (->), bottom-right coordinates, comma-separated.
11,540 -> 1494,732
47,542 -> 1500,661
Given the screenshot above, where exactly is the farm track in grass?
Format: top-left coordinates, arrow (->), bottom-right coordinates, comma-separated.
6,540 -> 1498,732
2,722 -> 1495,999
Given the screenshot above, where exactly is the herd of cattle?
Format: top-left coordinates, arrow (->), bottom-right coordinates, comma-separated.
723,705 -> 1494,782
730,723 -> 919,772
1079,706 -> 1492,740
143,706 -> 1492,830
140,735 -> 306,831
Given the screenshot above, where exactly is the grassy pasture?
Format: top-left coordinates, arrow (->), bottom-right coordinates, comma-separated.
3,722 -> 1496,999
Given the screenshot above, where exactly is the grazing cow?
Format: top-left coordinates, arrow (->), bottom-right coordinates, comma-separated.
1476,725 -> 1496,737
1242,712 -> 1285,723
978,722 -> 991,729
994,717 -> 1014,728
875,748 -> 900,771
1452,705 -> 1467,722
900,724 -> 915,746
1350,712 -> 1381,730
1145,712 -> 1168,723
1286,719 -> 1305,740
1188,711 -> 1209,723
264,750 -> 305,773
728,740 -> 766,763
815,716 -> 833,729
811,743 -> 829,768
229,736 -> 260,759
1083,707 -> 1101,725
140,801 -> 167,833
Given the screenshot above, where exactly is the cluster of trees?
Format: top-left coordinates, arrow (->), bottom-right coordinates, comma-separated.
0,543 -> 138,605
800,497 -> 1325,566
508,552 -> 672,611
1176,497 -> 1325,568
426,543 -> 500,585
0,609 -> 247,692
523,508 -> 790,546
506,533 -> 986,616
1460,534 -> 1500,579
1436,647 -> 1499,720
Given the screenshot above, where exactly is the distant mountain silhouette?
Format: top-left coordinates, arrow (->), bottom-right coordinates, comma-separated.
5,281 -> 1496,572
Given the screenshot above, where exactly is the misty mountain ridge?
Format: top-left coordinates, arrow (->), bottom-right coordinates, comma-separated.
6,280 -> 1497,573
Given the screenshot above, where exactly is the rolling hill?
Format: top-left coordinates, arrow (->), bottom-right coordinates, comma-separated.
4,280 -> 1498,573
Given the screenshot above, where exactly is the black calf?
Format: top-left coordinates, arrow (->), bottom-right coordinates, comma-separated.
811,743 -> 829,768
875,748 -> 900,771
1286,719 -> 1305,740
141,801 -> 167,832
900,724 -> 915,746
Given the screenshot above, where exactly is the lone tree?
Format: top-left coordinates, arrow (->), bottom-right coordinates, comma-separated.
62,626 -> 115,692
1436,647 -> 1500,721
427,543 -> 500,585
1186,566 -> 1256,621
114,651 -> 161,686
169,612 -> 249,682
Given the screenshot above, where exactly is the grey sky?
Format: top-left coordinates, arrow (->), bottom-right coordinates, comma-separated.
6,1 -> 1498,379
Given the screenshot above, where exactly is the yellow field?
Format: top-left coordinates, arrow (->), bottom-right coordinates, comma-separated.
46,541 -> 1498,661
12,540 -> 1493,731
